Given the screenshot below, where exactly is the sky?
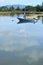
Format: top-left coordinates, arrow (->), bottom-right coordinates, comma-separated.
0,0 -> 42,6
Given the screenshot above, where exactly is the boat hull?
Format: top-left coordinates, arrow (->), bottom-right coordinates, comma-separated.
18,18 -> 33,22
17,17 -> 38,23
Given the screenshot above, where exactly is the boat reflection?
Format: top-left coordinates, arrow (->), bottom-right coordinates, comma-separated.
42,16 -> 43,24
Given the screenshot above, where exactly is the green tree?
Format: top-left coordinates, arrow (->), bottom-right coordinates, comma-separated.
24,6 -> 36,11
35,5 -> 41,12
9,6 -> 15,12
0,6 -> 8,11
16,6 -> 21,11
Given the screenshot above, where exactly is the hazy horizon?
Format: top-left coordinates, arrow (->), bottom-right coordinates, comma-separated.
0,0 -> 42,6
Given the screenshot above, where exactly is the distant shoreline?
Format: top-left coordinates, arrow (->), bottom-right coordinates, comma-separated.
0,11 -> 43,15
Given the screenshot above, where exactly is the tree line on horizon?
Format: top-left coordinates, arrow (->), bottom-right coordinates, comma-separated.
0,4 -> 43,12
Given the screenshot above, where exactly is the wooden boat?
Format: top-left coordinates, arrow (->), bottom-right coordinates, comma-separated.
17,17 -> 38,24
18,17 -> 38,22
17,13 -> 38,24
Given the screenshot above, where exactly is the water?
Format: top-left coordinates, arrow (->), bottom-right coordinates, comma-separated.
0,14 -> 43,65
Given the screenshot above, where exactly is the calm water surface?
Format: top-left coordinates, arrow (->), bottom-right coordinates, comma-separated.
0,14 -> 43,65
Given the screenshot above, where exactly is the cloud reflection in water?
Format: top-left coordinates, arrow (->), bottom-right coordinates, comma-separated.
0,16 -> 43,65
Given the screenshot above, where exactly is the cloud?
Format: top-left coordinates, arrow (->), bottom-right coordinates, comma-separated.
0,31 -> 42,52
0,35 -> 40,51
0,31 -> 43,64
0,0 -> 5,2
19,29 -> 25,33
17,49 -> 43,64
26,50 -> 43,64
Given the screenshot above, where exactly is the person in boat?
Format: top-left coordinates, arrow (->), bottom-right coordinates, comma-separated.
24,12 -> 26,19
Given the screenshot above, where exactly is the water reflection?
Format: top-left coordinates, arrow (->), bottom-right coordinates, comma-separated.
42,16 -> 43,24
0,15 -> 43,65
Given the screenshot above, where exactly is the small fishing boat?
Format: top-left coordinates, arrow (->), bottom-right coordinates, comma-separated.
17,17 -> 38,23
17,13 -> 38,24
17,18 -> 38,24
18,17 -> 37,21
